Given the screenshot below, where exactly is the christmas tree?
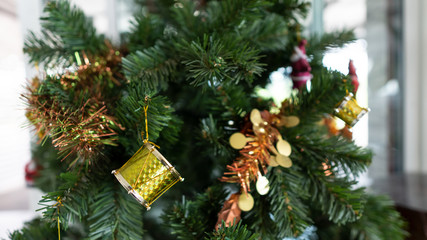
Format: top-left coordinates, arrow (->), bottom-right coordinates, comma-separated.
11,0 -> 407,239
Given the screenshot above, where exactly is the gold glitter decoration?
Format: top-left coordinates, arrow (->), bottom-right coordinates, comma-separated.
112,142 -> 183,210
222,109 -> 294,194
334,93 -> 369,127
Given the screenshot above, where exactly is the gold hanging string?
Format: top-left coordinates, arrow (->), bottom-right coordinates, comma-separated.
132,100 -> 159,190
57,216 -> 61,240
143,105 -> 149,143
35,61 -> 40,75
53,196 -> 63,240
141,99 -> 159,148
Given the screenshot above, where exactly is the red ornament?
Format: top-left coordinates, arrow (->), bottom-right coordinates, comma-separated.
25,159 -> 41,186
290,39 -> 312,90
348,60 -> 359,93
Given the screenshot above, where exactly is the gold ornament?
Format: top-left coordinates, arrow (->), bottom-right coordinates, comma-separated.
223,108 -> 295,194
251,109 -> 268,134
277,116 -> 300,128
237,193 -> 254,211
334,93 -> 369,127
229,132 -> 254,149
256,173 -> 270,195
268,155 -> 279,167
276,138 -> 292,156
276,155 -> 292,168
112,103 -> 183,210
112,142 -> 183,210
250,109 -> 263,126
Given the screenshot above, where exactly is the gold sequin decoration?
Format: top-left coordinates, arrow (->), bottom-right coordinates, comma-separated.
112,142 -> 182,210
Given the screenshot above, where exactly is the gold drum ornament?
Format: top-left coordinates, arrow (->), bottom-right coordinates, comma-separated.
112,142 -> 183,210
334,93 -> 369,127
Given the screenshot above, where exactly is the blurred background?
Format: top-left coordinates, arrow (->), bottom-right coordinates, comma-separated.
0,0 -> 425,238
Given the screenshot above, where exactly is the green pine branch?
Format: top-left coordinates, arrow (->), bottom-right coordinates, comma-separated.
206,222 -> 259,240
87,181 -> 144,240
162,185 -> 228,239
115,86 -> 181,152
24,30 -> 72,66
243,166 -> 312,239
316,194 -> 408,240
177,34 -> 264,89
38,171 -> 89,230
127,12 -> 167,51
31,138 -> 63,193
204,0 -> 272,33
307,30 -> 356,57
267,0 -> 311,21
122,44 -> 178,90
307,30 -> 356,71
24,0 -> 106,65
170,0 -> 203,38
199,115 -> 233,161
306,171 -> 366,225
290,133 -> 372,178
176,35 -> 231,88
286,68 -> 351,126
268,167 -> 313,238
238,13 -> 289,52
243,193 -> 277,238
9,218 -> 60,240
342,194 -> 408,240
210,83 -> 254,118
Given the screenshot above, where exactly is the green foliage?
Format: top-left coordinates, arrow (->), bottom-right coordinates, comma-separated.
206,222 -> 259,240
162,185 -> 228,239
115,85 -> 181,152
267,0 -> 311,20
204,0 -> 272,32
122,45 -> 178,90
243,166 -> 313,239
32,138 -> 63,192
309,175 -> 366,225
37,170 -> 144,240
342,195 -> 408,240
24,30 -> 72,67
268,167 -> 313,237
24,0 -> 105,66
315,195 -> 408,240
9,218 -> 58,240
292,133 -> 372,177
199,115 -> 233,160
307,30 -> 356,70
239,14 -> 289,52
170,0 -> 202,38
38,171 -> 89,230
307,30 -> 356,56
177,34 -> 265,89
87,182 -> 144,240
127,12 -> 166,51
211,83 -> 254,118
9,217 -> 86,240
20,0 -> 407,240
285,68 -> 352,125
